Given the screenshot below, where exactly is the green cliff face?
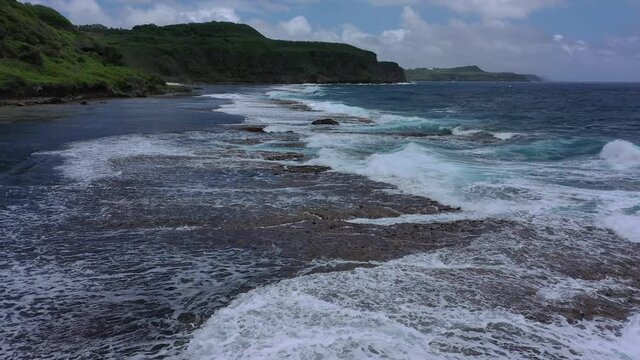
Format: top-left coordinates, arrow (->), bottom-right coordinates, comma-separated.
405,66 -> 541,82
0,0 -> 164,99
86,22 -> 406,84
0,2 -> 405,100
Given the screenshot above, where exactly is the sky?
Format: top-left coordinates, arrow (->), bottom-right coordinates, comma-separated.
21,0 -> 640,81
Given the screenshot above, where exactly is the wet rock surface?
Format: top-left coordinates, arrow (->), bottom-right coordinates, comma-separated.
311,118 -> 340,125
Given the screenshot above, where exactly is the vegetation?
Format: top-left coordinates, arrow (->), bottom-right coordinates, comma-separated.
86,22 -> 405,84
0,1 -> 404,100
405,66 -> 541,82
0,1 -> 168,100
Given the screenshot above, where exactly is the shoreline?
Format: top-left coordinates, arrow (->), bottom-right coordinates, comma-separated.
0,84 -> 197,107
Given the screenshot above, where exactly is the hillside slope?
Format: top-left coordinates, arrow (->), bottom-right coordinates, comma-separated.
406,66 -> 541,82
87,23 -> 406,84
0,0 -> 164,100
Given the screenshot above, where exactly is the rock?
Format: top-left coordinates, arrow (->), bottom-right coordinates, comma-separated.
15,102 -> 26,107
311,118 -> 339,126
80,101 -> 88,105
265,153 -> 307,161
285,165 -> 331,174
48,97 -> 66,104
240,126 -> 266,133
177,312 -> 197,324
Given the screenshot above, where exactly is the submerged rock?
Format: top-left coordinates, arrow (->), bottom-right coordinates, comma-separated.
177,312 -> 197,324
311,118 -> 339,126
240,126 -> 266,133
284,165 -> 331,174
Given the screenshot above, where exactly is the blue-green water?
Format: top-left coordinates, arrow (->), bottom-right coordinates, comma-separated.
257,83 -> 640,237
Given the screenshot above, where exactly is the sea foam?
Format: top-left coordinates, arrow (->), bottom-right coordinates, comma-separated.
37,134 -> 191,182
600,139 -> 640,168
602,214 -> 640,243
186,235 -> 640,360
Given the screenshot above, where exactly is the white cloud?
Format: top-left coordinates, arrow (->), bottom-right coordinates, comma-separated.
121,4 -> 239,27
280,16 -> 312,37
370,0 -> 564,19
381,29 -> 409,44
259,5 -> 640,81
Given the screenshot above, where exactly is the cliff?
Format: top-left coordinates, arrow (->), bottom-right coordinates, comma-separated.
0,1 -> 405,102
86,22 -> 406,84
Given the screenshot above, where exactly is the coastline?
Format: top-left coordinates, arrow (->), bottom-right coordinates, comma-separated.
0,84 -> 196,107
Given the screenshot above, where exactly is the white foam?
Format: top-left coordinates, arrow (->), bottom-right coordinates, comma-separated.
201,93 -> 248,100
308,143 -> 516,214
452,127 -> 482,136
493,132 -> 519,140
37,135 -> 190,182
615,314 -> 640,359
600,139 -> 640,168
452,127 -> 520,140
347,211 -> 484,226
186,239 -> 640,359
303,100 -> 372,118
602,213 -> 640,243
537,278 -> 624,301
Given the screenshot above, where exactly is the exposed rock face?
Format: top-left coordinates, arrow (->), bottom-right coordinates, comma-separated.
376,61 -> 407,83
311,118 -> 339,125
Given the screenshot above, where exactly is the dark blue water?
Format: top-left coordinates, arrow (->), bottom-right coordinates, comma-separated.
320,83 -> 640,143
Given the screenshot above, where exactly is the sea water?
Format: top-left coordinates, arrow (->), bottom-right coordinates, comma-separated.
187,82 -> 640,359
1,83 -> 639,359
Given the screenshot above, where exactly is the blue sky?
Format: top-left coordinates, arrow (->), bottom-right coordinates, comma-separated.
24,0 -> 640,81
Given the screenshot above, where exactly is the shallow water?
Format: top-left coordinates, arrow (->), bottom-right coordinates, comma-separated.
1,83 -> 639,359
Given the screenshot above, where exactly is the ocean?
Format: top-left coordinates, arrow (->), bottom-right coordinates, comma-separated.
1,82 -> 639,359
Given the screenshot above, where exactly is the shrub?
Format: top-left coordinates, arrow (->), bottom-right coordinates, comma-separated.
17,45 -> 43,66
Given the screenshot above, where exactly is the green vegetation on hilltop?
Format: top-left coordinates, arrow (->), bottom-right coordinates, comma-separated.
406,66 -> 541,82
0,0 -> 165,100
0,1 -> 405,101
86,22 -> 405,84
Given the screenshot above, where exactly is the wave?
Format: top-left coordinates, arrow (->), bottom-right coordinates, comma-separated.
36,134 -> 191,182
186,232 -> 640,359
602,214 -> 640,243
205,87 -> 640,244
452,127 -> 520,140
600,139 -> 640,168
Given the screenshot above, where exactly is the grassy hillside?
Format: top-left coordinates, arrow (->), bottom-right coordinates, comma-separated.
0,1 -> 405,101
0,1 -> 165,100
87,22 -> 406,84
406,66 -> 541,82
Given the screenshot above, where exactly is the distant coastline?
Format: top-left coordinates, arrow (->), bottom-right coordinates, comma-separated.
405,66 -> 541,82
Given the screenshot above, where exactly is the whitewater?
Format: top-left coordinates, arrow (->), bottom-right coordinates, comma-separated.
187,82 -> 640,359
1,83 -> 638,359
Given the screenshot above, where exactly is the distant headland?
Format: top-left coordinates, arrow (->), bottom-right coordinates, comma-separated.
405,66 -> 541,82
